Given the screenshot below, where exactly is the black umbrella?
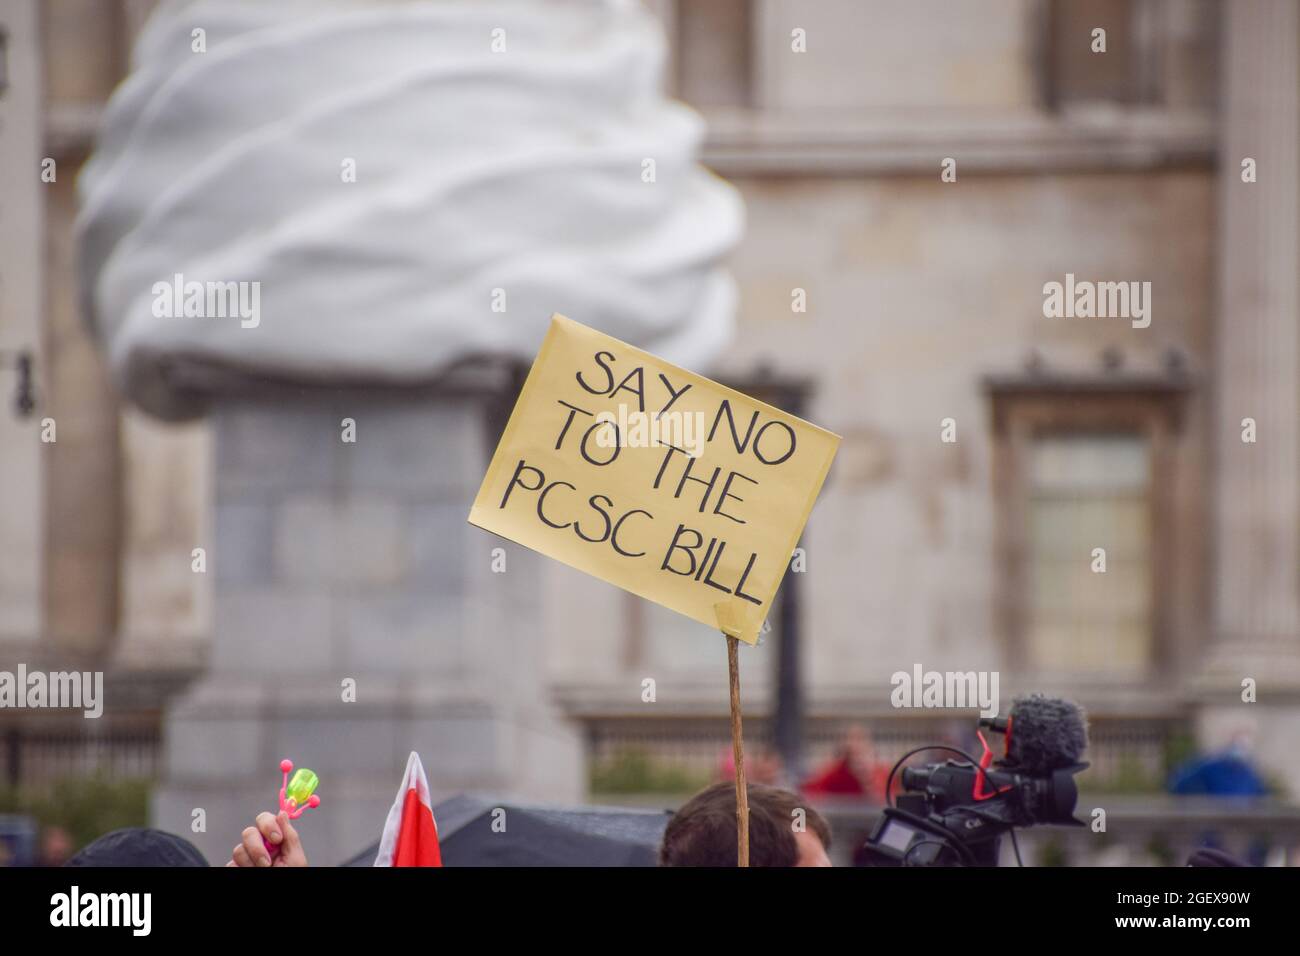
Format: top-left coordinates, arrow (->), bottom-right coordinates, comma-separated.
341,795 -> 670,867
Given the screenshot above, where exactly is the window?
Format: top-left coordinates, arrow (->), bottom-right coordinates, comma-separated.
1027,432 -> 1152,674
671,0 -> 752,108
1046,0 -> 1148,107
1042,0 -> 1218,111
987,375 -> 1191,680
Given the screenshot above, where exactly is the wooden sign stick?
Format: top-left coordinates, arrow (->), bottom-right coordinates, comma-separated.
726,634 -> 749,867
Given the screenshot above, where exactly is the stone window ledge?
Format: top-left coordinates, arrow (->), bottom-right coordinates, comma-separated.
701,107 -> 1215,175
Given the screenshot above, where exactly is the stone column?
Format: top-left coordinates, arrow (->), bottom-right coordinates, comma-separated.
1198,0 -> 1300,794
152,385 -> 583,865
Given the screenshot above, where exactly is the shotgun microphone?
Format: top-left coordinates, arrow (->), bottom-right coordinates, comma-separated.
981,694 -> 1089,775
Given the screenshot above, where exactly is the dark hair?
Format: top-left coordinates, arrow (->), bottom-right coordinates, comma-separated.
659,782 -> 831,867
66,828 -> 208,867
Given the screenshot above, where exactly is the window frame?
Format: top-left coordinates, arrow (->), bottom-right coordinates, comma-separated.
987,377 -> 1189,679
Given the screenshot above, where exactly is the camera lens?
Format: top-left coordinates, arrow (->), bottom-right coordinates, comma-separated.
901,767 -> 931,790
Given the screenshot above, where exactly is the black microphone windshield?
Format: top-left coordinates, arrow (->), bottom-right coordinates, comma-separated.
1005,695 -> 1088,774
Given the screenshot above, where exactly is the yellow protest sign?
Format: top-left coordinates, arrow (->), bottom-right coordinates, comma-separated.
468,315 -> 840,645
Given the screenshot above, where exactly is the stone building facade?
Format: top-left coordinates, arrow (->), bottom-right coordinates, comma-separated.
1,0 -> 1297,863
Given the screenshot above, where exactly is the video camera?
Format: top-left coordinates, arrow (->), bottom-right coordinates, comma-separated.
859,695 -> 1089,866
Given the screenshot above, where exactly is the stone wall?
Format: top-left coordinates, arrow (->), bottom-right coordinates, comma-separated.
549,169 -> 1216,715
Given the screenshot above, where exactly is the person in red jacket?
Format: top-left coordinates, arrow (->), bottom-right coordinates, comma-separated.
802,725 -> 893,801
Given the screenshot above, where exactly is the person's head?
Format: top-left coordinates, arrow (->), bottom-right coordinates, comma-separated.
659,782 -> 832,867
41,826 -> 74,866
65,828 -> 208,867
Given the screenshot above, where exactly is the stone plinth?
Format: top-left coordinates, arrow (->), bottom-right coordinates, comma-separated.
152,386 -> 583,865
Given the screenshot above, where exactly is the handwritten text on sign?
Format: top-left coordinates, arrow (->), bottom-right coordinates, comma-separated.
468,315 -> 840,645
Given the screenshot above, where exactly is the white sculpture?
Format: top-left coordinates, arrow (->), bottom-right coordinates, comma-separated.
77,0 -> 744,419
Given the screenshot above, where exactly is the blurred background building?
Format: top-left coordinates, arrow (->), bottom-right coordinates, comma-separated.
1,0 -> 1298,865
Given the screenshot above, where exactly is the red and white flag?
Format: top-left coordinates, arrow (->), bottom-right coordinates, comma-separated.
374,751 -> 442,867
